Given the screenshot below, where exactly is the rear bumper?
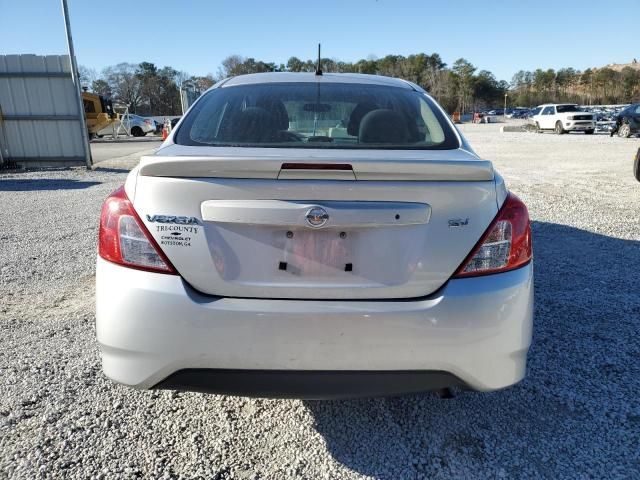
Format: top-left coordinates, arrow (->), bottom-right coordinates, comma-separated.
96,258 -> 534,396
154,369 -> 463,399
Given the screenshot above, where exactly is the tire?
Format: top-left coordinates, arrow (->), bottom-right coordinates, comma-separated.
585,130 -> 594,135
618,123 -> 632,138
634,147 -> 640,182
555,121 -> 565,135
131,126 -> 144,137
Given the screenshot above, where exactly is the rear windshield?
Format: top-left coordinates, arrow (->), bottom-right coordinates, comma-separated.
175,82 -> 459,150
556,105 -> 582,113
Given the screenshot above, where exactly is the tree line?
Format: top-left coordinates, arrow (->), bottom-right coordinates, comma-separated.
510,65 -> 640,106
79,62 -> 215,116
217,53 -> 508,113
79,54 -> 640,116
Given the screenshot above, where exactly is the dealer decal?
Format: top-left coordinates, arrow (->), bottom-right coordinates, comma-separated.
154,224 -> 200,248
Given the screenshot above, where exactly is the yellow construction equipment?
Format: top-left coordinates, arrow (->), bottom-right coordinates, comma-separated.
82,91 -> 116,138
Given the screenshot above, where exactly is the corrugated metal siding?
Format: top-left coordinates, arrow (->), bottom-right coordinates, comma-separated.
0,54 -> 85,167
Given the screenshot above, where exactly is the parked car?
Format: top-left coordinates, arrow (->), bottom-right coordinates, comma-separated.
96,72 -> 533,399
510,108 -> 532,119
611,103 -> 640,138
524,106 -> 541,121
532,104 -> 595,134
97,114 -> 156,137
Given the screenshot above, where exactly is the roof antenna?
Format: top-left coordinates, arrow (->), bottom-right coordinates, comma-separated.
315,43 -> 323,76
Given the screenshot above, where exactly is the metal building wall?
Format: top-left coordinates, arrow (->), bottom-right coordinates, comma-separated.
0,54 -> 86,168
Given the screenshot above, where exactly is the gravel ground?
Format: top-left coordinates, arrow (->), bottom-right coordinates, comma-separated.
1,128 -> 639,479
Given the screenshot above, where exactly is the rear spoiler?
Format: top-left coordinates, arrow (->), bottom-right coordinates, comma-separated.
138,156 -> 494,181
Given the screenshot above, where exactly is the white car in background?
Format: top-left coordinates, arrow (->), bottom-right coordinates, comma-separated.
96,72 -> 533,399
97,114 -> 156,137
532,104 -> 595,134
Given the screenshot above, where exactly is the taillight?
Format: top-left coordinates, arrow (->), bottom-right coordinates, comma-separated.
453,192 -> 532,278
98,186 -> 177,274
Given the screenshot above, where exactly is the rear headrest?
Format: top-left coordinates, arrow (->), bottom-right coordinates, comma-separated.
358,109 -> 410,144
347,102 -> 378,136
226,107 -> 278,143
256,99 -> 289,130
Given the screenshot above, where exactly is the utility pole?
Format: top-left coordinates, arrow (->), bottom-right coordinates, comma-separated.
61,0 -> 93,169
504,93 -> 508,120
179,82 -> 186,115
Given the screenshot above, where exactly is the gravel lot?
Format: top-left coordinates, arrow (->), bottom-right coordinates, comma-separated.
1,127 -> 639,479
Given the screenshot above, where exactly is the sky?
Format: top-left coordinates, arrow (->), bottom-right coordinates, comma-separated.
1,0 -> 639,82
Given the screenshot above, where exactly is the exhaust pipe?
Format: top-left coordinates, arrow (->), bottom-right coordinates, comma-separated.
435,388 -> 455,399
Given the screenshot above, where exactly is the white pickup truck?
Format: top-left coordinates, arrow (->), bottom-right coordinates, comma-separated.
532,104 -> 595,134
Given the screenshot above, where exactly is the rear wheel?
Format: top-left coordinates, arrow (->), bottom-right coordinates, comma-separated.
585,129 -> 594,135
555,121 -> 565,135
131,126 -> 144,137
618,123 -> 632,138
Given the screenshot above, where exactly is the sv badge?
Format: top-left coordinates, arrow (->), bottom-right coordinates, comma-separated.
448,218 -> 469,227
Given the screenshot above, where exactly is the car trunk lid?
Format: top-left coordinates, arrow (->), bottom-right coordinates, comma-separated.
133,147 -> 498,300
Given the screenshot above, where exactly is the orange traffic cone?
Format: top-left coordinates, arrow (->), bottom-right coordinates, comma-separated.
162,123 -> 169,140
